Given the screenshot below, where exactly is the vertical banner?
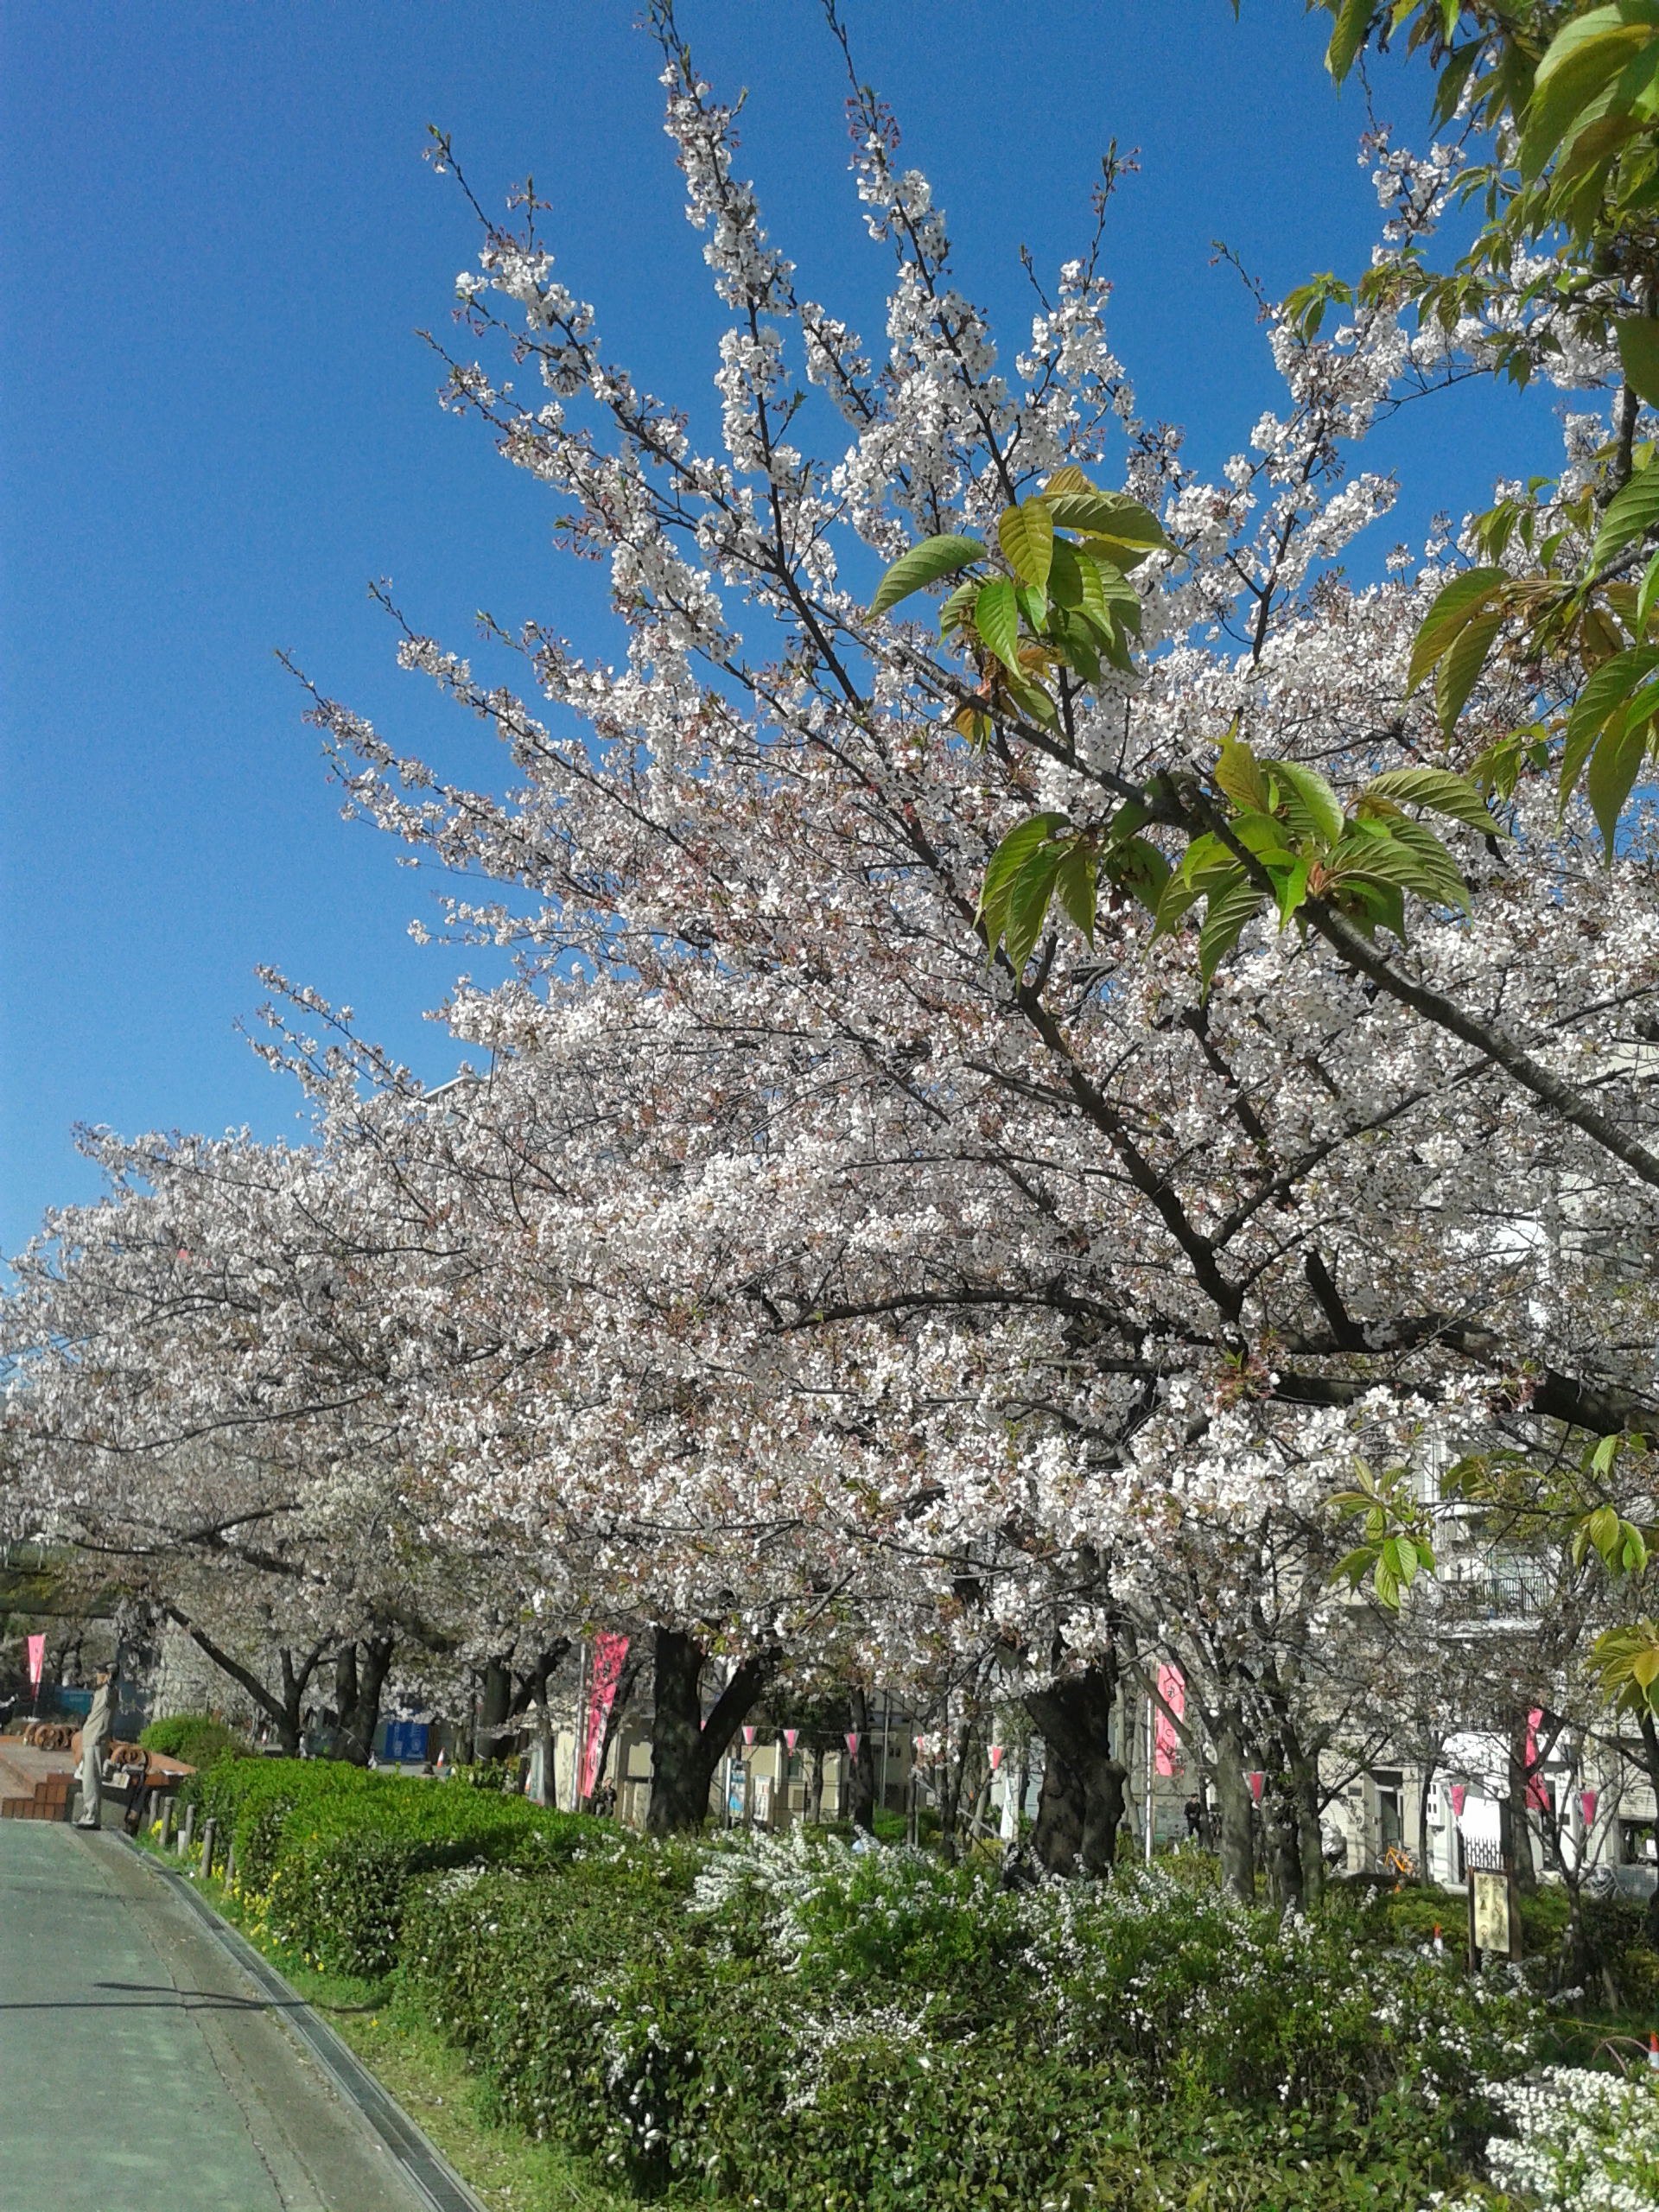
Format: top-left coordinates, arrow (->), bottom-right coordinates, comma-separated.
579,1632 -> 630,1803
1524,1708 -> 1550,1811
1450,1783 -> 1466,1820
1580,1788 -> 1599,1829
1248,1770 -> 1266,1803
988,1744 -> 1003,1771
781,1727 -> 799,1757
843,1731 -> 861,1760
26,1635 -> 45,1691
1154,1664 -> 1185,1777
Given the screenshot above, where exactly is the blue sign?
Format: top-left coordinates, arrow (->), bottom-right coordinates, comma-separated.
378,1719 -> 429,1764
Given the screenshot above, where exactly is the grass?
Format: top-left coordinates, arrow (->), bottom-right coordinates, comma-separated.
137,1834 -> 631,2212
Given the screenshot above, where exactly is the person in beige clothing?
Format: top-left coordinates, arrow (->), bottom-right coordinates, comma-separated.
73,1669 -> 118,1830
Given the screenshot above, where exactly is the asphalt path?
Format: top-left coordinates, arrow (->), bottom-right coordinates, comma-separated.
0,1822 -> 436,2212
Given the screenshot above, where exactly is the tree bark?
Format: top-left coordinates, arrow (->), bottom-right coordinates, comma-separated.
477,1654 -> 515,1763
1024,1661 -> 1128,1878
162,1605 -> 319,1752
1213,1711 -> 1256,1903
645,1627 -> 779,1835
848,1686 -> 877,1832
338,1630 -> 393,1765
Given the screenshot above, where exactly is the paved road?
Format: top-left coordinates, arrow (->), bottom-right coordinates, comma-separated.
0,1822 -> 435,2212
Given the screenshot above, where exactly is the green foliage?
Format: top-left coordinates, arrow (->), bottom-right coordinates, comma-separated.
183,1756 -> 596,1975
137,1713 -> 253,1773
397,1833 -> 1541,2209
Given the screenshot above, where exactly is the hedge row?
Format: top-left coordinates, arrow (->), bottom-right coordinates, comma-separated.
165,1762 -> 1583,2209
183,1754 -> 591,1975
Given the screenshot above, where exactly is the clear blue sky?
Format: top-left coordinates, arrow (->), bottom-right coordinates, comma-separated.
1,1 -> 1552,1256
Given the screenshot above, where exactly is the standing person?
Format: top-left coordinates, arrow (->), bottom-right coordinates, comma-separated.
73,1669 -> 118,1831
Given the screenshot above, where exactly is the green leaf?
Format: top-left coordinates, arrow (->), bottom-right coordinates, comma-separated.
1637,545 -> 1659,633
938,577 -> 979,636
1044,493 -> 1169,568
973,578 -> 1022,675
1332,1545 -> 1379,1592
1586,709 -> 1649,849
1560,645 -> 1659,797
1273,854 -> 1312,928
1215,728 -> 1273,812
999,499 -> 1056,590
1407,568 -> 1509,694
1325,0 -> 1372,85
1433,605 -> 1506,733
1197,868 -> 1262,993
1591,458 -> 1659,573
868,533 -> 985,618
1103,835 -> 1171,912
1361,767 -> 1503,833
1004,846 -> 1065,972
1618,314 -> 1659,407
1055,842 -> 1097,944
1271,760 -> 1345,849
1519,15 -> 1658,180
979,810 -> 1071,941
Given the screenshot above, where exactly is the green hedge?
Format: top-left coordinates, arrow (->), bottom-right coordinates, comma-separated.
138,1713 -> 252,1773
178,1774 -> 1574,2209
187,1758 -> 592,1976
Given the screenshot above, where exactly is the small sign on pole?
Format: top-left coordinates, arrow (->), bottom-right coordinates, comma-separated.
1248,1770 -> 1265,1803
988,1744 -> 1003,1771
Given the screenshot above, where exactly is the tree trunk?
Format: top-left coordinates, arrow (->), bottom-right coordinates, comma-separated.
585,1651 -> 643,1809
645,1627 -> 779,1836
1264,1777 -> 1305,1913
1024,1662 -> 1128,1878
848,1687 -> 877,1832
478,1655 -> 515,1763
339,1631 -> 393,1766
1213,1712 -> 1256,1903
334,1643 -> 359,1743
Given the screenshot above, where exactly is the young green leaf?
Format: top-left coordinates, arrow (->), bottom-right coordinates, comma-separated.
1617,313 -> 1659,408
867,533 -> 985,618
979,810 -> 1071,944
973,578 -> 1022,674
1197,868 -> 1262,993
1407,568 -> 1510,695
1215,728 -> 1273,812
1054,841 -> 1098,944
999,499 -> 1056,591
1272,761 -> 1345,849
1433,605 -> 1506,733
1361,766 -> 1503,833
1590,456 -> 1659,573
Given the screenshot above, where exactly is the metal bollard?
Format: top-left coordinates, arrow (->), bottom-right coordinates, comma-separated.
200,1817 -> 217,1882
179,1803 -> 195,1859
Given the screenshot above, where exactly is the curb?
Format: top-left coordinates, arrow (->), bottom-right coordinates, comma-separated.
118,1834 -> 488,2212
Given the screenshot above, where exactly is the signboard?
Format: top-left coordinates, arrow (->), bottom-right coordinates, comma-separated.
727,1762 -> 747,1819
26,1635 -> 44,1692
1471,1869 -> 1512,1955
752,1775 -> 773,1827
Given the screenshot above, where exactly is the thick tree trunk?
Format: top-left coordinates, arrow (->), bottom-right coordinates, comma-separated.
339,1631 -> 393,1766
1264,1777 -> 1305,1914
645,1627 -> 779,1836
162,1605 -> 319,1752
1294,1764 -> 1325,1909
1213,1713 -> 1256,1903
477,1655 -> 515,1763
848,1687 -> 877,1832
1024,1662 -> 1128,1878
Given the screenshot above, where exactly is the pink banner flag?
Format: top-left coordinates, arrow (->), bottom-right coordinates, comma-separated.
26,1635 -> 44,1690
579,1632 -> 630,1803
1580,1788 -> 1599,1829
843,1732 -> 861,1760
1450,1783 -> 1466,1819
1154,1664 -> 1185,1777
741,1724 -> 757,1748
913,1733 -> 928,1759
988,1744 -> 1003,1771
1248,1770 -> 1265,1803
781,1728 -> 799,1757
1524,1708 -> 1550,1810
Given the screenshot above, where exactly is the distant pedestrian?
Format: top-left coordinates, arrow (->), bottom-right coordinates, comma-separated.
73,1669 -> 118,1830
1184,1794 -> 1202,1840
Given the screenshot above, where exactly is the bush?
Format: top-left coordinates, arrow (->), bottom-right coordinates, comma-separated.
138,1713 -> 251,1774
184,1757 -> 596,1975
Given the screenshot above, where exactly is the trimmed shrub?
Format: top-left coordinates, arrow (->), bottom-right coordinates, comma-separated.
138,1713 -> 252,1774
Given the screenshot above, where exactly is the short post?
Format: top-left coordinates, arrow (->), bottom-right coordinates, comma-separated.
200,1816 -> 217,1882
160,1796 -> 175,1849
224,1839 -> 237,1889
179,1802 -> 195,1859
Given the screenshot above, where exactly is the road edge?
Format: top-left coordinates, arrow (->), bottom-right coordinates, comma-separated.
118,1834 -> 489,2212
